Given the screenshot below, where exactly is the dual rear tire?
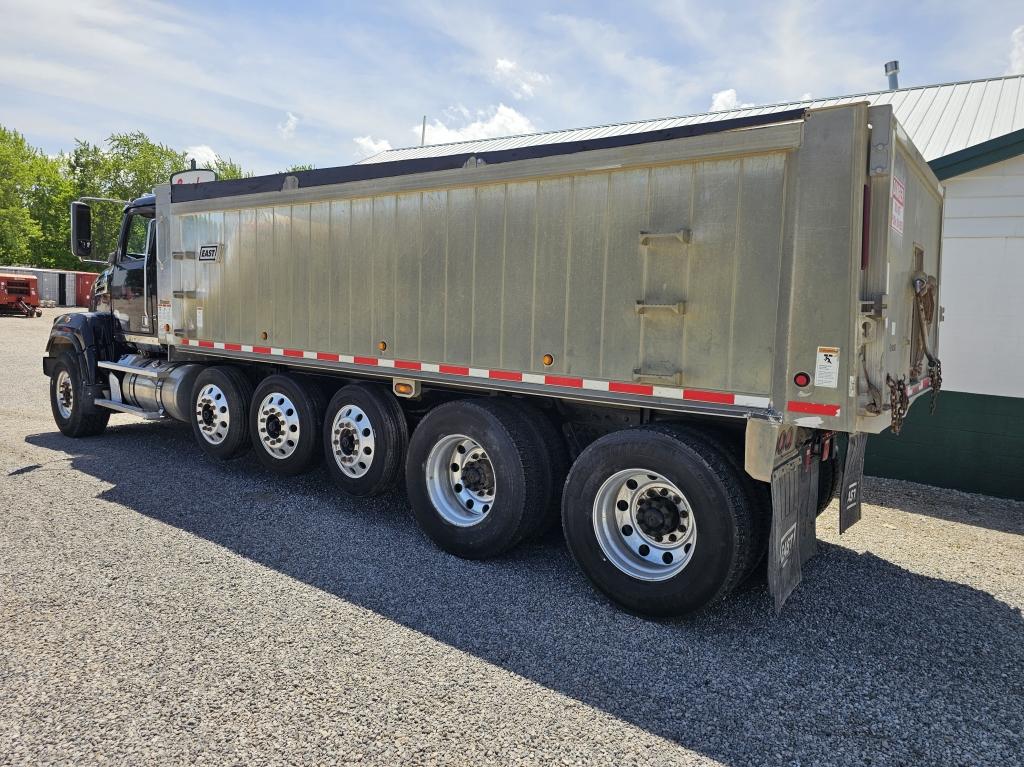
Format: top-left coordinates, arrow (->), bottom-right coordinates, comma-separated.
405,398 -> 566,559
561,426 -> 758,617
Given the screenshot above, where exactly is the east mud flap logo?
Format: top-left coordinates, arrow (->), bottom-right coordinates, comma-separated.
198,244 -> 219,262
779,522 -> 798,569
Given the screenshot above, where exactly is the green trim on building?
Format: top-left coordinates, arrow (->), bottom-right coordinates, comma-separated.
865,391 -> 1024,500
929,127 -> 1024,180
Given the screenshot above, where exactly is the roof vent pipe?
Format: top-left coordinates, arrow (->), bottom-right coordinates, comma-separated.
884,60 -> 900,90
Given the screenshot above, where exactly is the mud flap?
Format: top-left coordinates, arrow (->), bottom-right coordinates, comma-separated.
768,444 -> 819,613
839,432 -> 867,533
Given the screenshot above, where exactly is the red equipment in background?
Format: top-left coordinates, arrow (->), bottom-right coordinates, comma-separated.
0,273 -> 43,317
76,272 -> 98,308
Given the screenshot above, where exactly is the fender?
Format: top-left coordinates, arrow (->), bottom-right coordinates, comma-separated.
43,312 -> 119,391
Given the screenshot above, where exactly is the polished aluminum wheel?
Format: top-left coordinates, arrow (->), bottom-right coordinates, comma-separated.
592,469 -> 697,581
330,404 -> 375,478
55,369 -> 74,419
425,434 -> 496,527
256,392 -> 301,459
195,383 -> 230,445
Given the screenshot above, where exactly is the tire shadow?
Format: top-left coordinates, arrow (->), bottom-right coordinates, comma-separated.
23,424 -> 1024,766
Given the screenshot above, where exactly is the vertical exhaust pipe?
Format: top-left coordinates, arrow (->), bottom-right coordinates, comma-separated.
884,60 -> 900,90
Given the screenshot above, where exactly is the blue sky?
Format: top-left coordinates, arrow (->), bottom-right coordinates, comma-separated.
2,0 -> 1022,174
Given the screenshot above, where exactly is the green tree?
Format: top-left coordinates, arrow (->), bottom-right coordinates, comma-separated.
1,125 -> 254,269
0,127 -> 43,266
102,131 -> 186,201
25,152 -> 76,269
208,155 -> 250,179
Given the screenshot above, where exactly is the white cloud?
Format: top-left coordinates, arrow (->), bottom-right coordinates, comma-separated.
1009,26 -> 1024,75
417,103 -> 536,145
708,88 -> 754,112
353,135 -> 393,158
184,144 -> 219,168
493,58 -> 550,99
279,112 -> 299,140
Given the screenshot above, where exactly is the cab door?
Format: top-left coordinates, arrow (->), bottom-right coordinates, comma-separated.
108,208 -> 156,334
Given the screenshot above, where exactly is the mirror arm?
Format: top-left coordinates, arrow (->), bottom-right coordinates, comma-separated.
77,196 -> 130,205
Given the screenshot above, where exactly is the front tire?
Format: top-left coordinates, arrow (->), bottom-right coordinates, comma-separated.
561,425 -> 755,617
249,374 -> 324,475
49,353 -> 109,438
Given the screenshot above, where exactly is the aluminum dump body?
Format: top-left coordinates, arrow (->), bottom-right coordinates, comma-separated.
158,103 -> 942,434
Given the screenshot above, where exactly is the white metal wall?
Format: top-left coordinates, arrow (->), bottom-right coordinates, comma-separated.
939,153 -> 1024,398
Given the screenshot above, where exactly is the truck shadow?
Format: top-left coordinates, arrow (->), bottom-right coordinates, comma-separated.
25,423 -> 1024,765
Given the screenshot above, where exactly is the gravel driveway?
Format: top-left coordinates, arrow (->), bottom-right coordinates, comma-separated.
1,309 -> 1022,766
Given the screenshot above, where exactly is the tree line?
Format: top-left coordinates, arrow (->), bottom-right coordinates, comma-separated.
0,126 -> 262,271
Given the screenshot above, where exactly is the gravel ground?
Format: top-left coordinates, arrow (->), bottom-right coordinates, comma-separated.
1,308 -> 1022,766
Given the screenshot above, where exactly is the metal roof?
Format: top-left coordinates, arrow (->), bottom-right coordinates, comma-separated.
361,74 -> 1024,166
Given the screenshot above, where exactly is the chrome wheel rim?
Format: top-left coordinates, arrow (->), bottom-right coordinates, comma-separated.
195,383 -> 230,445
330,404 -> 375,478
257,392 -> 301,459
55,370 -> 74,419
425,434 -> 496,527
592,469 -> 696,581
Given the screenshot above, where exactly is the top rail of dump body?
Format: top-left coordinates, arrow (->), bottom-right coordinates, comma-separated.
169,108 -> 808,205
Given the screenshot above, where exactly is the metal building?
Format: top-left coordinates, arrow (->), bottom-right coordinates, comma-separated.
364,74 -> 1024,499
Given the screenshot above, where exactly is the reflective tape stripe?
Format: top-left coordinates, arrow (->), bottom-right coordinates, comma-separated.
787,401 -> 841,417
177,338 -> 772,411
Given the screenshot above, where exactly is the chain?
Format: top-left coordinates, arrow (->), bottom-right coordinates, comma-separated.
928,358 -> 942,414
886,375 -> 910,435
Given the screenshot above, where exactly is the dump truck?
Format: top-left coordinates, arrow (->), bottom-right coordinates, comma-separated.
44,103 -> 943,616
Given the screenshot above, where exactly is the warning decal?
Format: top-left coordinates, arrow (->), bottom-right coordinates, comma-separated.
157,300 -> 171,332
814,346 -> 840,389
891,176 -> 905,234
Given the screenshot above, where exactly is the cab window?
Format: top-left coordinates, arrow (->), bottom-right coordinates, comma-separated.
123,213 -> 153,261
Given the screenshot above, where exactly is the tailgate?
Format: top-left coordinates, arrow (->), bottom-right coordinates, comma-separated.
857,105 -> 944,434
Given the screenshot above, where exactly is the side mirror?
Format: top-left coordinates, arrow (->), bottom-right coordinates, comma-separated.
70,202 -> 93,258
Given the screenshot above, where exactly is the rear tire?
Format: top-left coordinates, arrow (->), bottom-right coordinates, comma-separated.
561,425 -> 755,617
249,374 -> 324,475
405,398 -> 547,559
817,453 -> 841,516
49,353 -> 109,438
492,398 -> 569,538
190,366 -> 253,460
323,383 -> 408,497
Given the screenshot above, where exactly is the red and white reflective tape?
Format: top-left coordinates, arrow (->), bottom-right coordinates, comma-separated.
179,338 -> 771,409
906,376 -> 932,397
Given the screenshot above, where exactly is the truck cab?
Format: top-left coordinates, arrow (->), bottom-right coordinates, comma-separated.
90,194 -> 157,337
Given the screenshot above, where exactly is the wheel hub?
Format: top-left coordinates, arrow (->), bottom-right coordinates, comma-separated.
636,494 -> 682,538
591,469 -> 697,581
257,393 -> 301,459
425,435 -> 497,527
195,383 -> 230,445
201,404 -> 216,427
54,370 -> 74,419
338,428 -> 356,455
330,405 -> 375,478
461,459 -> 494,494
